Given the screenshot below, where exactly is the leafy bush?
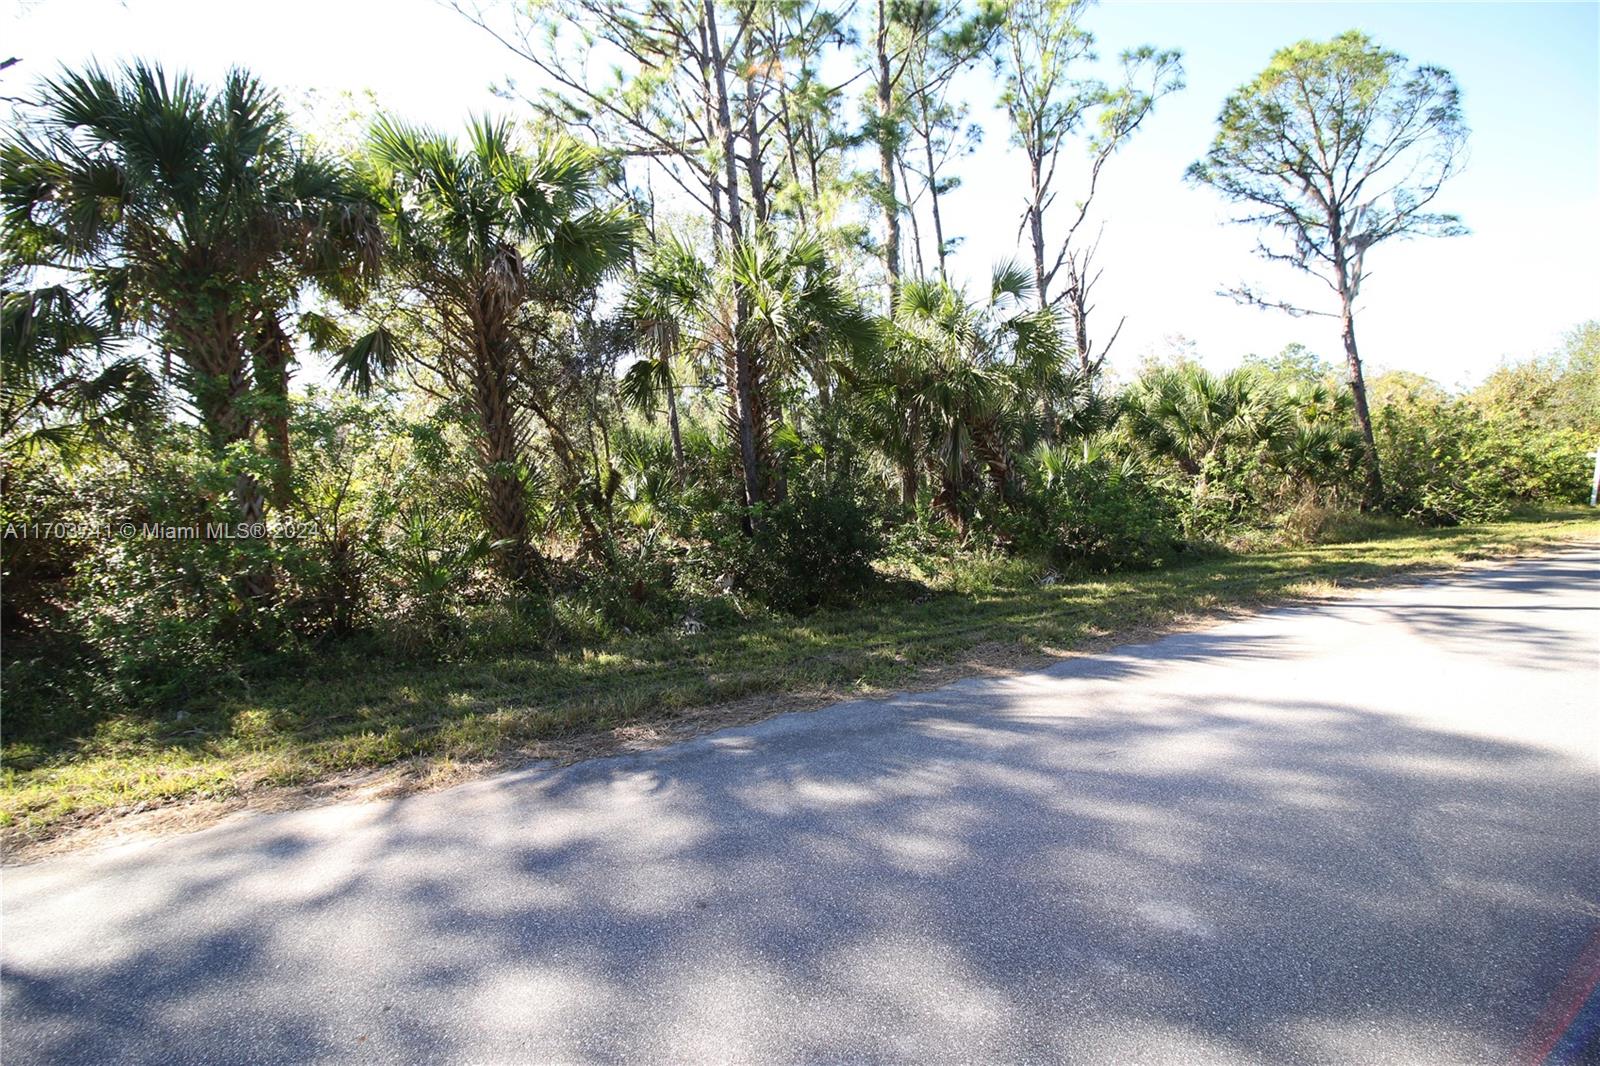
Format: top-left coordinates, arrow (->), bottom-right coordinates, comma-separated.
1007,446 -> 1185,572
1371,382 -> 1560,526
739,474 -> 887,613
1,456 -> 82,632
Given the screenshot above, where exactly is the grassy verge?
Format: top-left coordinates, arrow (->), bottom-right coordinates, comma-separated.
4,508 -> 1596,850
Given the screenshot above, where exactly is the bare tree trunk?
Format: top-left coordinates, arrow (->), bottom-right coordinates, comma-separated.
1028,154 -> 1047,307
1340,296 -> 1385,509
745,104 -> 770,226
531,391 -> 614,570
1064,238 -> 1122,385
706,0 -> 765,514
924,136 -> 949,282
664,375 -> 686,485
898,156 -> 925,280
776,87 -> 808,226
698,31 -> 725,262
1067,268 -> 1092,378
875,0 -> 901,303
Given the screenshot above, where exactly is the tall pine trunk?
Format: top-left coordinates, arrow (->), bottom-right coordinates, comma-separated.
1339,296 -> 1385,510
706,0 -> 765,514
1028,154 -> 1047,307
875,0 -> 900,302
925,136 -> 949,282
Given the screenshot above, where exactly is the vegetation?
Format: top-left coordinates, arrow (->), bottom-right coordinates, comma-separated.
2,14 -> 1596,847
1187,30 -> 1470,507
4,512 -> 1595,843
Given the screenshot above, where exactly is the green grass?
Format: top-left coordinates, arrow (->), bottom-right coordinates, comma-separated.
4,508 -> 1597,846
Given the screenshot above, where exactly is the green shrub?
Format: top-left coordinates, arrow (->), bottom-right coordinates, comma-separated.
1375,388 -> 1518,525
739,474 -> 887,613
1008,447 -> 1185,573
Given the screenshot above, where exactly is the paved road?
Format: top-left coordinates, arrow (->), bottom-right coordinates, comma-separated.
4,550 -> 1598,1065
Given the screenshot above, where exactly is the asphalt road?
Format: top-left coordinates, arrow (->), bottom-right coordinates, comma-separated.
4,550 -> 1598,1065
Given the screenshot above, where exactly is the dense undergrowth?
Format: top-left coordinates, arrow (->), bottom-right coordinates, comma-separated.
3,508 -> 1596,843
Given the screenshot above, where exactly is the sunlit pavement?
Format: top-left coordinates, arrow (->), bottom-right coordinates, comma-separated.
3,549 -> 1597,1064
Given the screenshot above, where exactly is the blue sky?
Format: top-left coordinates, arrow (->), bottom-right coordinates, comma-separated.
5,0 -> 1596,385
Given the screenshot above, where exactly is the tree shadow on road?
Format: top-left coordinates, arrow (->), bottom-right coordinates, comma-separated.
4,584 -> 1597,1065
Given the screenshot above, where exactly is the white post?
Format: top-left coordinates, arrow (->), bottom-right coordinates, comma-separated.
1590,448 -> 1600,507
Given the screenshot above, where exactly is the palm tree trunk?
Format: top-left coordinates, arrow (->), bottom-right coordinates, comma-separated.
899,405 -> 921,511
253,313 -> 295,510
471,342 -> 543,589
192,328 -> 275,603
974,420 -> 1014,503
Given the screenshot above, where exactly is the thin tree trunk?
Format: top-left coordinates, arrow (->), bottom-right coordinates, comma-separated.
698,30 -> 725,261
924,135 -> 949,282
1340,296 -> 1384,509
875,0 -> 901,303
1068,268 -> 1092,379
776,86 -> 808,226
706,0 -> 765,515
898,156 -> 925,280
745,103 -> 770,226
1029,153 -> 1047,307
664,374 -> 686,485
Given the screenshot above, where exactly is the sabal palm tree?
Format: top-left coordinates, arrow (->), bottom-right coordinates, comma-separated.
1276,379 -> 1362,491
870,262 -> 1073,519
838,318 -> 935,509
1,61 -> 380,596
729,231 -> 874,498
731,231 -> 875,410
0,270 -> 159,464
340,117 -> 634,588
1123,364 -> 1289,491
620,235 -> 711,483
622,229 -> 871,505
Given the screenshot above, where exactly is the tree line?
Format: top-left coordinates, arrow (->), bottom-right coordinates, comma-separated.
2,6 -> 1595,709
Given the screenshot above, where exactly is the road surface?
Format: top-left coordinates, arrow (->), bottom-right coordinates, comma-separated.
4,549 -> 1598,1064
